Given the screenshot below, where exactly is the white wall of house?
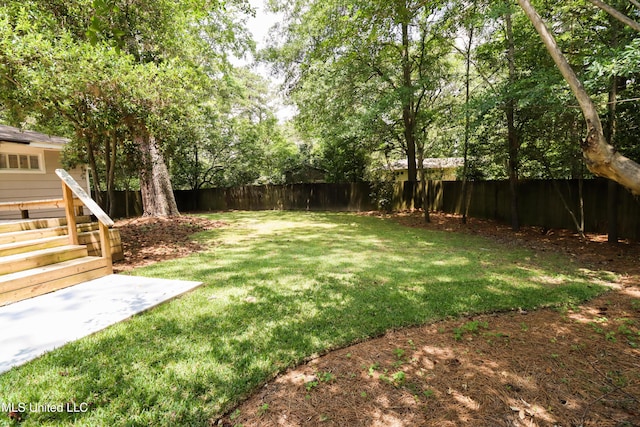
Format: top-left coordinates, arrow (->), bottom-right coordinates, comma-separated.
0,142 -> 88,220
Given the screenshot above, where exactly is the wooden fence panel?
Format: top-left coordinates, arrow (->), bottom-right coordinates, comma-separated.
439,179 -> 639,240
172,183 -> 377,213
104,178 -> 639,240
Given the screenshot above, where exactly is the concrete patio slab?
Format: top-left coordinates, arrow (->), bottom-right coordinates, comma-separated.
0,274 -> 203,374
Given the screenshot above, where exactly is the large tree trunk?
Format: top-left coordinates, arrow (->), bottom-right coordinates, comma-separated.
137,133 -> 180,217
401,19 -> 418,184
518,0 -> 640,195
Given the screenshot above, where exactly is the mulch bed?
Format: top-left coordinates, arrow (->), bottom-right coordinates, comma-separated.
112,211 -> 640,427
112,215 -> 225,272
218,286 -> 639,426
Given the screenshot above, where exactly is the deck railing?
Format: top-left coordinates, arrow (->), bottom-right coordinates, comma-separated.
55,169 -> 113,274
0,170 -> 114,273
0,197 -> 84,217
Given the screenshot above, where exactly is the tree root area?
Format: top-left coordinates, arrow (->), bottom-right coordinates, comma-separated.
113,215 -> 225,272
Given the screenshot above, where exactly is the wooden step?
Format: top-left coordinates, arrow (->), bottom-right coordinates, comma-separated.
0,235 -> 69,257
0,216 -> 92,233
0,256 -> 108,306
79,229 -> 124,261
0,245 -> 88,275
0,223 -> 98,245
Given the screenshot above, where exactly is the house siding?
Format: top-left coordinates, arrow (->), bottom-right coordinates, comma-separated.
393,167 -> 460,182
0,145 -> 88,220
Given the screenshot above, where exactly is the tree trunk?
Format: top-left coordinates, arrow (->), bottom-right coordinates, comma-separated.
193,144 -> 200,192
461,25 -> 473,224
82,133 -> 103,208
417,148 -> 430,223
401,19 -> 418,184
404,114 -> 418,183
106,133 -> 117,218
607,180 -> 619,242
125,187 -> 130,218
579,175 -> 585,234
505,11 -> 520,231
518,0 -> 640,195
137,133 -> 180,217
606,74 -> 620,243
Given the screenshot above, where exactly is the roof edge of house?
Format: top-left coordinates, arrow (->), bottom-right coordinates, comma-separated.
0,124 -> 69,149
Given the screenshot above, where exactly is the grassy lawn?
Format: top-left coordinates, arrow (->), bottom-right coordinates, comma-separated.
0,211 -> 610,426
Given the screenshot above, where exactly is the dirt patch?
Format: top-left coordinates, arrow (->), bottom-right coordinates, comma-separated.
112,215 -> 225,272
110,212 -> 639,426
216,212 -> 640,427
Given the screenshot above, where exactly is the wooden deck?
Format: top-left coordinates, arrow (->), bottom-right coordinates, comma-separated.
0,170 -> 122,306
0,216 -> 123,306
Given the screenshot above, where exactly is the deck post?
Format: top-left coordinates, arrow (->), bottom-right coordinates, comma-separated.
98,222 -> 113,274
61,182 -> 79,245
56,169 -> 114,274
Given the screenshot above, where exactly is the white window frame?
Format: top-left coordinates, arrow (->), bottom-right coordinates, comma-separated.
0,145 -> 46,174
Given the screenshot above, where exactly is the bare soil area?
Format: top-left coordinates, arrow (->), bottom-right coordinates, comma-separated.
114,212 -> 640,427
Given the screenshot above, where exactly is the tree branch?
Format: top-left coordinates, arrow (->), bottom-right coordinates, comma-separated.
356,54 -> 398,91
450,42 -> 499,95
587,0 -> 640,32
518,0 -> 640,195
518,0 -> 602,130
415,24 -> 430,80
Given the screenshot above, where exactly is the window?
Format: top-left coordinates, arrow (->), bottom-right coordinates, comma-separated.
8,154 -> 18,169
0,152 -> 44,172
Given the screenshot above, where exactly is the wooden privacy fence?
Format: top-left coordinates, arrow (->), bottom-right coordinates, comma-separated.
393,179 -> 640,240
105,179 -> 640,239
103,183 -> 376,217
173,183 -> 377,213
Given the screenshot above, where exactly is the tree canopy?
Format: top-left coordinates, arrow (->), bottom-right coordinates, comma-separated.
1,0 -> 258,215
1,0 -> 639,217
266,0 -> 640,195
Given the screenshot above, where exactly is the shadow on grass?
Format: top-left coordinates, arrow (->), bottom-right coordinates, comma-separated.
0,211 -> 608,426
